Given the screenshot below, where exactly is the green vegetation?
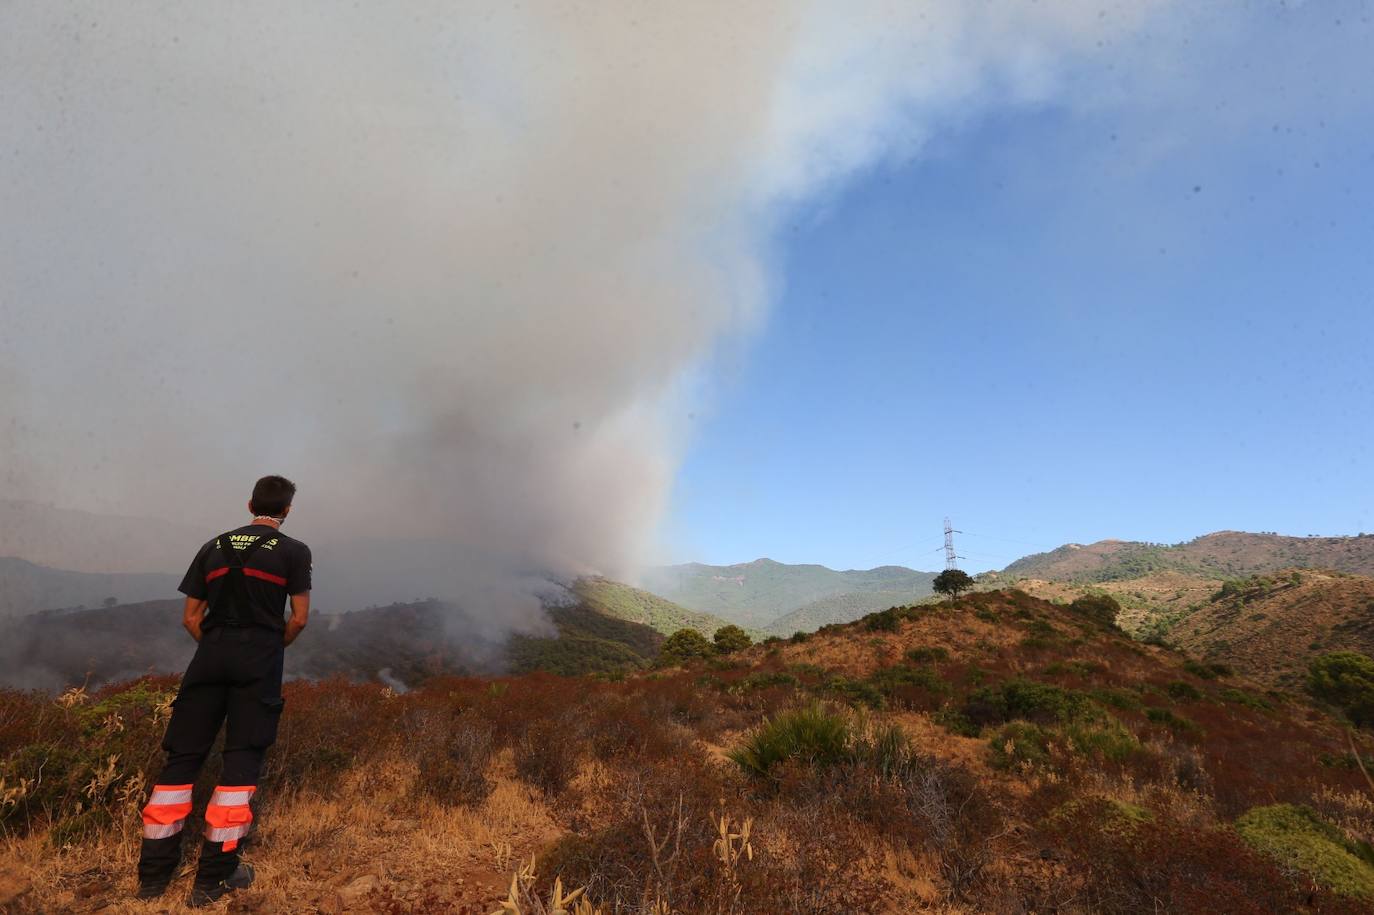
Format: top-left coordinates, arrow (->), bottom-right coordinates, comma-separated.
962,678 -> 1093,729
988,721 -> 1051,769
657,628 -> 717,666
933,568 -> 975,600
766,588 -> 932,635
1067,593 -> 1122,629
644,559 -> 935,631
712,624 -> 753,653
574,577 -> 731,637
1220,687 -> 1273,711
1165,681 -> 1203,701
508,601 -> 663,675
1235,804 -> 1374,900
1049,797 -> 1152,834
1308,651 -> 1374,727
1146,707 -> 1201,736
727,703 -> 914,781
1183,659 -> 1233,680
727,703 -> 854,778
906,646 -> 949,663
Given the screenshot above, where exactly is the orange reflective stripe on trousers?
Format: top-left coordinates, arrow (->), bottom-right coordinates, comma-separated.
203,785 -> 256,851
141,784 -> 194,840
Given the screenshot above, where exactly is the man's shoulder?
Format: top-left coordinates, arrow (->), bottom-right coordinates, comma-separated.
271,532 -> 310,555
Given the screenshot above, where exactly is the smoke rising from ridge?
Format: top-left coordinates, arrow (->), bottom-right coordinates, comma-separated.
2,2 -> 1173,618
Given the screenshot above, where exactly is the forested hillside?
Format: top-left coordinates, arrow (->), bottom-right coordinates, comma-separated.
1000,531 -> 1374,583
643,558 -> 935,630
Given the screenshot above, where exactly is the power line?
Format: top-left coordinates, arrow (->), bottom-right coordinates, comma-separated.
959,530 -> 1057,551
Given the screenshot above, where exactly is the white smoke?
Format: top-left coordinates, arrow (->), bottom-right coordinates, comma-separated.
1,2 -> 1176,617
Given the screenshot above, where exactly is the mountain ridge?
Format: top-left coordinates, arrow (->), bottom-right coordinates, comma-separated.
641,558 -> 937,630
998,530 -> 1374,583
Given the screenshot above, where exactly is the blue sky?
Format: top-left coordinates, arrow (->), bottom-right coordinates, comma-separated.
668,3 -> 1374,572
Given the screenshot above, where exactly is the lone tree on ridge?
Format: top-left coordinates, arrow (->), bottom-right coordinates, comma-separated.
932,569 -> 975,602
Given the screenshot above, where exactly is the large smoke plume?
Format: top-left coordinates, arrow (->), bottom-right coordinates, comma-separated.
2,2 -> 1173,623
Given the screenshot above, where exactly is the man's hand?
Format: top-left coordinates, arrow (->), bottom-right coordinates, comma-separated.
182,597 -> 208,642
284,592 -> 310,646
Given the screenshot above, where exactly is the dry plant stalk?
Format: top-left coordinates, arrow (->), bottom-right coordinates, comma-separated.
639,792 -> 687,909
1347,729 -> 1374,799
491,856 -> 600,915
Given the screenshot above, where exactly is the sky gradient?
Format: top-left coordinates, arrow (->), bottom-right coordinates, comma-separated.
669,2 -> 1374,572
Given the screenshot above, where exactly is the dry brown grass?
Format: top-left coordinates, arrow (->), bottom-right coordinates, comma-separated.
7,590 -> 1374,913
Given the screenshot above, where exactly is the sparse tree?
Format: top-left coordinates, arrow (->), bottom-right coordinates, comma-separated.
932,569 -> 975,602
1068,593 -> 1121,629
1309,651 -> 1374,727
713,624 -> 752,654
659,628 -> 715,665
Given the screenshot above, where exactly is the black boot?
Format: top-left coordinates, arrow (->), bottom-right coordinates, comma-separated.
136,834 -> 183,900
188,862 -> 255,907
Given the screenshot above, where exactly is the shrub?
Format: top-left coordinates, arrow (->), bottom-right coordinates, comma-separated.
1184,659 -> 1233,680
1049,797 -> 1152,834
413,717 -> 495,807
988,722 -> 1051,770
789,630 -> 811,644
1165,681 -> 1203,701
1221,687 -> 1273,711
862,607 -> 904,632
727,704 -> 852,779
934,707 -> 980,737
868,664 -> 948,698
1062,717 -> 1141,763
1145,707 -> 1201,736
1088,687 -> 1143,711
658,628 -> 716,666
1047,815 -> 1322,913
713,624 -> 753,654
823,675 -> 885,709
962,679 -> 1091,729
906,646 -> 949,664
1045,660 -> 1106,678
732,671 -> 801,693
513,717 -> 578,796
1235,804 -> 1374,900
1068,594 -> 1122,628
1309,652 -> 1374,727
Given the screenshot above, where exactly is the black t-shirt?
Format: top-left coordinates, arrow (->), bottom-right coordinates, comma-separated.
178,524 -> 312,632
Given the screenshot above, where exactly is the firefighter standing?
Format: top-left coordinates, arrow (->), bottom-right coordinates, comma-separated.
137,475 -> 312,906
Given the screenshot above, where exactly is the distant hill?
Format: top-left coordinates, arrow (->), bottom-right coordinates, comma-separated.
642,559 -> 935,630
1161,570 -> 1374,691
764,589 -> 925,636
573,576 -> 730,637
0,582 -> 669,689
0,556 -> 179,618
999,531 -> 1374,584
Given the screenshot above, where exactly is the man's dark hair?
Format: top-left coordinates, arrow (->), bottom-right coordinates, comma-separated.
249,475 -> 296,517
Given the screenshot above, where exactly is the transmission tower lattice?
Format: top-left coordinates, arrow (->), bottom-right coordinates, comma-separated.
943,517 -> 962,570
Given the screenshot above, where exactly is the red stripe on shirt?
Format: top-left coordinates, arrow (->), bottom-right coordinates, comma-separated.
204,566 -> 287,587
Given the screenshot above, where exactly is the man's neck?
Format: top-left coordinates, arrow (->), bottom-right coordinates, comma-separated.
250,516 -> 282,530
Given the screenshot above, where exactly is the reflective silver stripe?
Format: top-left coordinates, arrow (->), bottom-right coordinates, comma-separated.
143,820 -> 185,839
205,824 -> 251,843
209,789 -> 254,807
148,788 -> 193,805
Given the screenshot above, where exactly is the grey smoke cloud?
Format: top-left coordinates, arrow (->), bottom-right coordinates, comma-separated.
1,2 -> 1174,614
